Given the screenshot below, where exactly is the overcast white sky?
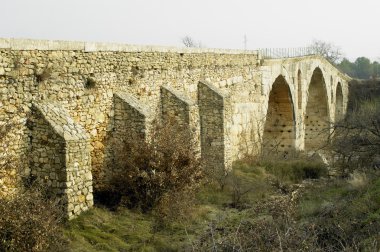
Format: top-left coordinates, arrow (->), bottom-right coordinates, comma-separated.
1,0 -> 379,61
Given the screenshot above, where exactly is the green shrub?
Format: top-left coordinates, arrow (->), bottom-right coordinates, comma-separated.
263,159 -> 328,183
209,157 -> 327,210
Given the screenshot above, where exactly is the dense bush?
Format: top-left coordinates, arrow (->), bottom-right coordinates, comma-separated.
327,80 -> 380,176
347,79 -> 380,111
109,121 -> 204,218
0,186 -> 67,252
262,159 -> 328,183
330,99 -> 380,174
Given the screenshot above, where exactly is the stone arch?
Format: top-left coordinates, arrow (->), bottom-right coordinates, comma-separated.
335,82 -> 344,121
263,75 -> 296,153
297,70 -> 302,109
304,67 -> 330,150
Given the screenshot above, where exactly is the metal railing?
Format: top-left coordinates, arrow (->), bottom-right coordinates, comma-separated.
258,47 -> 318,59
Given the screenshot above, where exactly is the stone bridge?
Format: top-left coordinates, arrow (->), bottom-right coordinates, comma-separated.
0,39 -> 350,218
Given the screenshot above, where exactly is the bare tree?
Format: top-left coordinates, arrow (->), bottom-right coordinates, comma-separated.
310,39 -> 343,64
328,98 -> 380,174
181,36 -> 203,48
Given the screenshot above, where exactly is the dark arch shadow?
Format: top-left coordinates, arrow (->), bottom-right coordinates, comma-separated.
297,70 -> 302,109
262,75 -> 296,154
335,82 -> 344,122
304,67 -> 330,150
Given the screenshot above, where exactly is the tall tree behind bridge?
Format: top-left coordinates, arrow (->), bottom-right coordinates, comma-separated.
355,57 -> 373,79
373,61 -> 380,79
338,57 -> 378,79
338,58 -> 356,77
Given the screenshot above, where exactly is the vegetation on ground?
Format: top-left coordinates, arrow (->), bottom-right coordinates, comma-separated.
0,185 -> 67,252
65,157 -> 380,251
2,79 -> 380,251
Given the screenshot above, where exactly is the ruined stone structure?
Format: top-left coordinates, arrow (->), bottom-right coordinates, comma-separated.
0,38 -> 349,218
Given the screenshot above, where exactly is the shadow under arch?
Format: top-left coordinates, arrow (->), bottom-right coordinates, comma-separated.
335,82 -> 344,122
297,69 -> 302,109
304,67 -> 330,150
262,75 -> 296,154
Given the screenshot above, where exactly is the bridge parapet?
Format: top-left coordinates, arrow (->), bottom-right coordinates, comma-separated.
258,47 -> 317,59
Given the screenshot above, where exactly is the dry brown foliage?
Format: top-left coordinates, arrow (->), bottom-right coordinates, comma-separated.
190,194 -> 320,252
329,99 -> 380,174
109,120 -> 204,216
0,185 -> 68,252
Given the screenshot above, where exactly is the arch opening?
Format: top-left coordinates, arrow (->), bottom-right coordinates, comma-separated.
335,82 -> 344,122
304,68 -> 330,150
263,75 -> 295,153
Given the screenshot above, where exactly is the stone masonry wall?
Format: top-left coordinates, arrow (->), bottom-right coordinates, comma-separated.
0,84 -> 28,197
0,39 -> 259,195
0,118 -> 24,197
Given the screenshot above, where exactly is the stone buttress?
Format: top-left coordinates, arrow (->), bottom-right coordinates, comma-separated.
160,85 -> 200,153
30,102 -> 93,219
